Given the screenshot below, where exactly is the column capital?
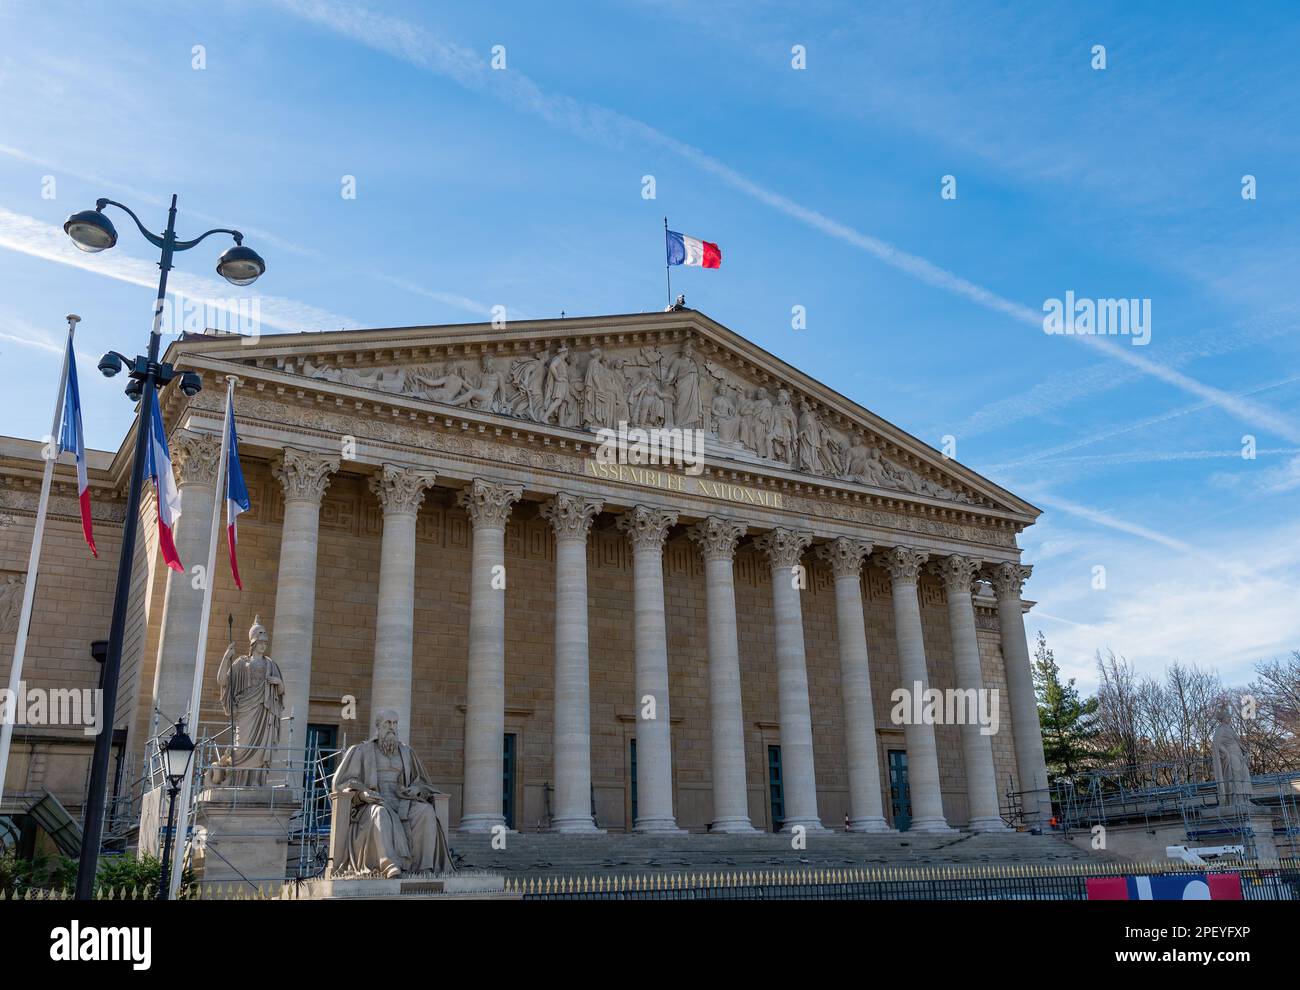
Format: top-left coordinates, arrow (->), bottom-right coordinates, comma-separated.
540,492 -> 604,541
754,527 -> 813,571
272,448 -> 340,505
879,546 -> 930,584
370,464 -> 437,516
616,505 -> 678,551
457,477 -> 523,529
814,537 -> 873,579
687,516 -> 747,562
929,553 -> 980,594
987,561 -> 1033,600
171,431 -> 222,488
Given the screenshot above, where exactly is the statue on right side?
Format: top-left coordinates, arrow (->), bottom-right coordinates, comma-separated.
1211,701 -> 1253,811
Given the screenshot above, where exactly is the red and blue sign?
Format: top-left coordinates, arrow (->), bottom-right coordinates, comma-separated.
1086,873 -> 1243,900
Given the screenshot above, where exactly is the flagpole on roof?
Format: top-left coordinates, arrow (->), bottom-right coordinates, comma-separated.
166,373 -> 237,900
663,216 -> 672,310
0,315 -> 79,810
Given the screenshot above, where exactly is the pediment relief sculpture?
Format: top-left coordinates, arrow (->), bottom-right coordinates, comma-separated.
278,339 -> 975,504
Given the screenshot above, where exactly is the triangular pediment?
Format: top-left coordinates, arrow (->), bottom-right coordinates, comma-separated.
170,310 -> 1037,519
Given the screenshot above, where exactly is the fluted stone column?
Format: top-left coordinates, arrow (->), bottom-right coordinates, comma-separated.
151,432 -> 221,729
368,464 -> 435,742
457,478 -> 523,833
688,516 -> 757,833
989,562 -> 1052,826
881,546 -> 953,832
270,448 -> 340,764
931,554 -> 1006,831
815,537 -> 890,832
616,505 -> 682,833
754,527 -> 825,832
540,492 -> 604,833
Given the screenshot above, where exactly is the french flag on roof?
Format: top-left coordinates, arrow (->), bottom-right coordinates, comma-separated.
144,389 -> 183,572
224,397 -> 250,590
56,337 -> 96,557
666,229 -> 721,269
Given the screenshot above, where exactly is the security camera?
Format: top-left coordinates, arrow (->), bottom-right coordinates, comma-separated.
125,378 -> 143,402
98,352 -> 123,378
178,371 -> 203,398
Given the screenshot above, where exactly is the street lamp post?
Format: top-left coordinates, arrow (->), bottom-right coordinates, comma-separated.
156,719 -> 195,900
64,194 -> 264,900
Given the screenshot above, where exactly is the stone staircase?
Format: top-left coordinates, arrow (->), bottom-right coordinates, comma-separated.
448,829 -> 1111,879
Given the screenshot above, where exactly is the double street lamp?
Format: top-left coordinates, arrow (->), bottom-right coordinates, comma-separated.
64,195 -> 265,900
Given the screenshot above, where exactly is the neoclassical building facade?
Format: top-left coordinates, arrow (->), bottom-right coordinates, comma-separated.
0,309 -> 1050,839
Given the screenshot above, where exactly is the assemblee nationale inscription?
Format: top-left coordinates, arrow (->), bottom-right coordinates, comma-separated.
584,458 -> 783,509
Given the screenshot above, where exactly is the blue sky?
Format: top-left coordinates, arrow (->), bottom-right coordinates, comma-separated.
2,0 -> 1298,690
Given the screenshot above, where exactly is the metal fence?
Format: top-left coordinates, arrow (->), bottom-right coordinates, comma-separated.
517,860 -> 1300,901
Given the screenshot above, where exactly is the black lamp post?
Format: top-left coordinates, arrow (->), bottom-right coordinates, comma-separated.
66,195 -> 265,900
156,719 -> 195,900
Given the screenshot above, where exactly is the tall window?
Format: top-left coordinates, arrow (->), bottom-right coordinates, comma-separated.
305,724 -> 339,834
888,749 -> 912,832
767,745 -> 784,832
503,733 -> 517,830
629,739 -> 638,827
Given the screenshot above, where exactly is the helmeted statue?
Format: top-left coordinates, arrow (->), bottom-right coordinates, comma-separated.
1211,701 -> 1253,811
208,616 -> 284,787
332,709 -> 454,878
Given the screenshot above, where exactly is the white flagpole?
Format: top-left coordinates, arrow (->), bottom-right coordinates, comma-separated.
167,374 -> 236,899
0,315 -> 80,810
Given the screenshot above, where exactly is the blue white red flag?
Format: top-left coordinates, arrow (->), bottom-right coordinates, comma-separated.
144,389 -> 183,572
666,229 -> 721,269
1086,873 -> 1242,900
224,396 -> 250,589
56,337 -> 96,557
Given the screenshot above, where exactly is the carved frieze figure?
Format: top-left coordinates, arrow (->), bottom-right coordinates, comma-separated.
509,348 -> 549,420
747,387 -> 775,458
796,399 -> 825,474
665,340 -> 703,429
629,367 -> 667,427
712,383 -> 742,444
820,421 -> 851,478
449,355 -> 502,412
581,347 -> 619,430
542,345 -> 572,425
207,616 -> 284,787
332,709 -> 454,878
769,389 -> 798,464
1211,702 -> 1253,811
302,359 -> 405,393
411,363 -> 473,404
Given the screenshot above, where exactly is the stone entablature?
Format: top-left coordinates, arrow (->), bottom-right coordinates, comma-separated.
162,365 -> 1025,556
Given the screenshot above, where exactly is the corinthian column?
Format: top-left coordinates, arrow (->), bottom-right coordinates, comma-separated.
271,448 -> 340,763
988,562 -> 1051,826
368,464 -> 435,741
688,516 -> 757,833
754,527 -> 825,832
151,431 -> 221,730
457,478 -> 523,832
540,492 -> 604,833
815,537 -> 890,832
880,546 -> 953,832
931,554 -> 1006,831
616,505 -> 682,833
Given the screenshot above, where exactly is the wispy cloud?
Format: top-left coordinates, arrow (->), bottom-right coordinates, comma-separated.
271,0 -> 1300,444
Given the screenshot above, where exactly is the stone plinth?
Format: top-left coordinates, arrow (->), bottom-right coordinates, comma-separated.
290,872 -> 511,899
192,786 -> 296,887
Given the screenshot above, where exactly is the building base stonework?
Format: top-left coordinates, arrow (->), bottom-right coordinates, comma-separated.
191,786 -> 295,888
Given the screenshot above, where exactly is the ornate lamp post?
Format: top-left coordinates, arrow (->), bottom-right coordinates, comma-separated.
64,195 -> 265,900
156,719 -> 195,900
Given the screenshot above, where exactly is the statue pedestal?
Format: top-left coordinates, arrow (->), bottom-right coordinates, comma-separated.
1247,812 -> 1280,862
288,872 -> 512,900
192,786 -> 296,891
